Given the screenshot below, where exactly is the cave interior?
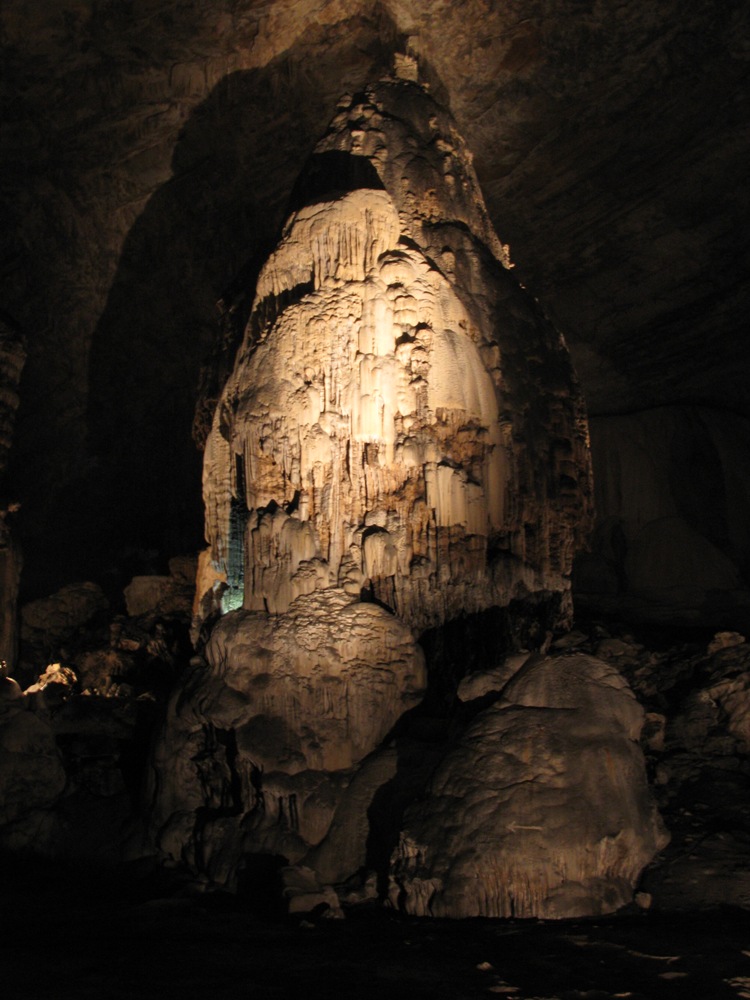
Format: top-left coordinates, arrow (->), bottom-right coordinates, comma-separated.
1,1 -> 750,997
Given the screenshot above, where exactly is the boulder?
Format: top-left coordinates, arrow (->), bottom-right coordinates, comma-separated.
0,702 -> 66,830
20,582 -> 108,663
149,589 -> 425,884
389,654 -> 668,919
124,576 -> 174,617
124,563 -> 195,618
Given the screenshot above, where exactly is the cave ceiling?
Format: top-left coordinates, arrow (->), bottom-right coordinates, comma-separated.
1,0 -> 749,587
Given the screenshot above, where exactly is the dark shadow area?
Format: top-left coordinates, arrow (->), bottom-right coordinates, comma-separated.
0,851 -> 746,999
418,594 -> 562,713
287,148 -> 385,211
17,10 -> 402,601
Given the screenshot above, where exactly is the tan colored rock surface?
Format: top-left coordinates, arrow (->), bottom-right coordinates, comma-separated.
389,654 -> 668,919
124,559 -> 198,618
200,589 -> 426,773
123,576 -> 174,617
150,589 -> 425,883
201,78 -> 592,634
154,76 -> 591,892
2,1 -> 747,620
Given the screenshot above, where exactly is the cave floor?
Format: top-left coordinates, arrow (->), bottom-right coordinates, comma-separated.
1,861 -> 747,1000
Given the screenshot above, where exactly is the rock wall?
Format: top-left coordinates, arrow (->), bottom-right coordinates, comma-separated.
0,320 -> 26,668
575,406 -> 750,629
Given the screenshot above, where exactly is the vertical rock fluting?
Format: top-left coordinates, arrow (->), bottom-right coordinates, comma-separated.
152,75 -> 597,895
199,77 -> 593,633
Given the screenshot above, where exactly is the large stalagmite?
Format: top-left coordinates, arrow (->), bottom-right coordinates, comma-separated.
197,76 -> 593,632
151,74 -> 624,904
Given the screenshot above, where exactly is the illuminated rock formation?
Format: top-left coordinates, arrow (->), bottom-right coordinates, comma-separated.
151,589 -> 425,881
153,75 -> 600,897
388,654 -> 669,919
199,76 -> 593,633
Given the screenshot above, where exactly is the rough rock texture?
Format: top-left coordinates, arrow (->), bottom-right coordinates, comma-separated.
20,581 -> 108,678
154,75 -> 593,894
389,654 -> 668,919
124,557 -> 196,618
1,1 -> 748,623
0,697 -> 67,844
592,627 -> 750,911
0,319 -> 26,669
0,322 -> 26,475
201,77 -> 592,633
0,513 -> 22,670
575,406 -> 750,628
149,589 -> 425,884
0,595 -> 195,862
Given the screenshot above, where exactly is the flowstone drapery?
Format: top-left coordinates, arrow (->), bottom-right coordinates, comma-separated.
150,76 -> 665,917
197,76 -> 593,632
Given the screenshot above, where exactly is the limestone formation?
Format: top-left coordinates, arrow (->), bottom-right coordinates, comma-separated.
389,654 -> 669,919
4,1 -> 748,626
151,75 -> 600,896
150,589 -> 425,883
199,77 -> 592,635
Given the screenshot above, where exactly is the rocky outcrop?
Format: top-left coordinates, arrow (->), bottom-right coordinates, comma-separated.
0,590 -> 195,862
154,74 -> 594,895
124,556 -> 197,618
200,77 -> 592,634
149,589 -> 425,885
388,654 -> 668,919
594,628 -> 750,911
20,582 -> 108,677
0,690 -> 66,849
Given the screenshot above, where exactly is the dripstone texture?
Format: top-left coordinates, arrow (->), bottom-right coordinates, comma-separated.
200,77 -> 592,633
389,654 -> 669,919
2,0 -> 748,622
150,589 -> 425,883
146,81 -> 669,918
